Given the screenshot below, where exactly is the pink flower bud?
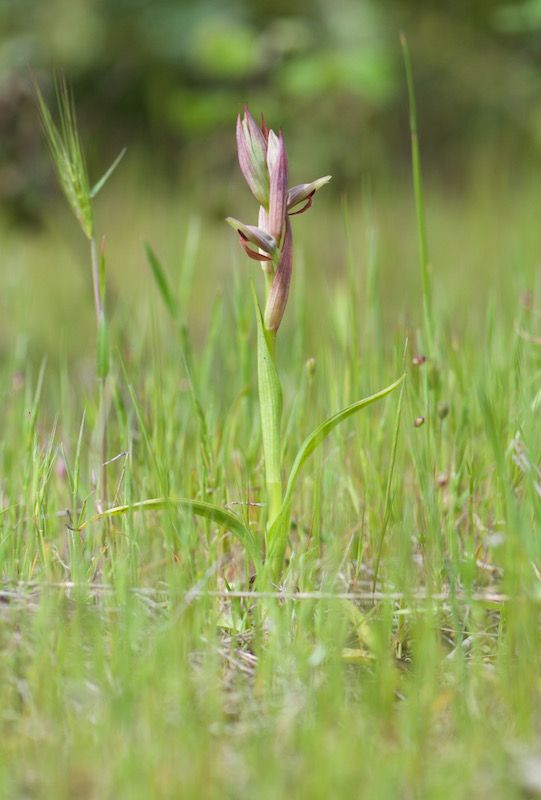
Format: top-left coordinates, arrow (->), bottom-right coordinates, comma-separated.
236,109 -> 269,206
228,108 -> 329,330
267,130 -> 288,241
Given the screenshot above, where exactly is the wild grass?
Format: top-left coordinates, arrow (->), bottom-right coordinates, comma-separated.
0,96 -> 540,797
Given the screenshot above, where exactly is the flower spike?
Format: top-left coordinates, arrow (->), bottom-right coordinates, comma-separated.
228,106 -> 330,331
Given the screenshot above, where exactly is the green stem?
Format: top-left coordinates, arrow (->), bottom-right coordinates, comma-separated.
90,236 -> 102,327
264,268 -> 274,298
261,326 -> 282,529
253,280 -> 284,568
260,265 -> 283,533
98,377 -> 108,517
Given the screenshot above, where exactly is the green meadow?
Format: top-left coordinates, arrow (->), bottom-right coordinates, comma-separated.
2,2 -> 541,796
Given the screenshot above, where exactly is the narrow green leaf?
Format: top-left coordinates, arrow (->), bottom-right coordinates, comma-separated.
145,242 -> 178,320
372,377 -> 406,589
284,374 -> 405,510
90,147 -> 127,198
145,242 -> 212,474
179,324 -> 213,475
78,497 -> 260,565
266,374 -> 405,571
401,33 -> 435,355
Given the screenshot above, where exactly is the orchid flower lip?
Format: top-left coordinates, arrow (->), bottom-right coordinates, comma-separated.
239,235 -> 273,262
288,193 -> 313,216
226,216 -> 277,253
287,175 -> 332,211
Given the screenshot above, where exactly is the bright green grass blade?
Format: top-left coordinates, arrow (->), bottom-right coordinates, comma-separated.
401,33 -> 435,356
145,242 -> 179,321
372,377 -> 406,590
96,313 -> 109,380
145,242 -> 213,479
179,323 -> 213,476
79,497 -> 261,566
90,147 -> 127,198
266,374 -> 405,577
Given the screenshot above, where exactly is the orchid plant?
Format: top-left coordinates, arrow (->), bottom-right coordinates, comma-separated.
226,111 -> 331,539
226,109 -> 404,581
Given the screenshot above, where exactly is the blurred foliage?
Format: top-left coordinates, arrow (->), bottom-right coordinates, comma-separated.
1,0 -> 541,223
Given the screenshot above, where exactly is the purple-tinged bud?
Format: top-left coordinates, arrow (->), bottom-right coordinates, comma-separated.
264,219 -> 292,331
258,204 -> 269,234
236,109 -> 269,206
287,175 -> 332,214
226,217 -> 277,261
260,113 -> 269,142
267,130 -> 288,241
266,129 -> 280,173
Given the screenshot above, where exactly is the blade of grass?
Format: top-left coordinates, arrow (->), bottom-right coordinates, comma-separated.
90,148 -> 127,198
372,377 -> 406,590
401,32 -> 436,357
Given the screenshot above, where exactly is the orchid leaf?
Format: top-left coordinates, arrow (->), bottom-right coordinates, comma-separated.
79,497 -> 261,566
266,374 -> 405,573
282,374 -> 405,510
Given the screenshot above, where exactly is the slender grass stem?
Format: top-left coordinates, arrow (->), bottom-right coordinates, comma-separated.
90,236 -> 102,327
91,236 -> 108,510
98,377 -> 108,514
401,32 -> 436,357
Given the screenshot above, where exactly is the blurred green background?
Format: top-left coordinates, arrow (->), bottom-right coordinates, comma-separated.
2,0 -> 541,221
1,0 -> 541,372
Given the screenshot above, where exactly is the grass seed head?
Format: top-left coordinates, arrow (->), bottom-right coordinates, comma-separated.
35,76 -> 94,240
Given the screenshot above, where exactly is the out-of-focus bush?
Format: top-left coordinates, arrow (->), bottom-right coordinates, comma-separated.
1,0 -> 540,223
